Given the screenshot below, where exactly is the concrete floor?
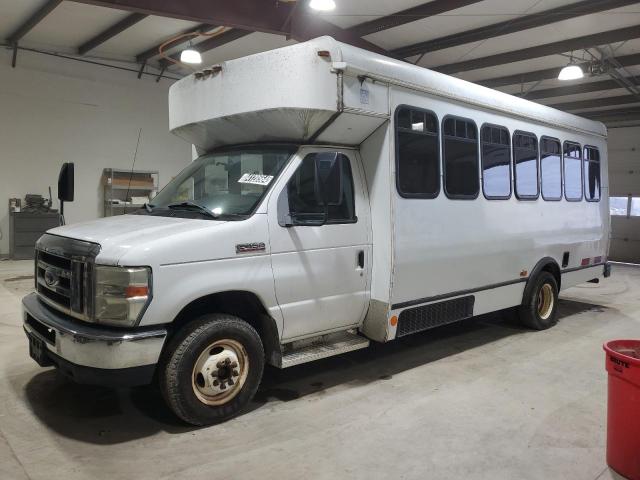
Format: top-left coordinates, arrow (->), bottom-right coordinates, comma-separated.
0,260 -> 637,480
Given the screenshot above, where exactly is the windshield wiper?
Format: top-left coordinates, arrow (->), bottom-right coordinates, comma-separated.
167,201 -> 217,219
144,203 -> 154,213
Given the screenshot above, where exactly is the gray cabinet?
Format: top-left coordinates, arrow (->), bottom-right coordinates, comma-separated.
9,212 -> 61,259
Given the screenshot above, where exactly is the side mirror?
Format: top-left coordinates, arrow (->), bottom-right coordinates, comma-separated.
57,163 -> 74,218
58,163 -> 74,202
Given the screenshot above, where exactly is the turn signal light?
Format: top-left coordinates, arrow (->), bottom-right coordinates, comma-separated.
125,286 -> 149,298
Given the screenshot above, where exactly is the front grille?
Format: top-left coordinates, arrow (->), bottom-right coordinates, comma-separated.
35,235 -> 98,321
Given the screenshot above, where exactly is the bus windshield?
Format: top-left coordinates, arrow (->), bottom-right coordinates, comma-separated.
148,146 -> 296,220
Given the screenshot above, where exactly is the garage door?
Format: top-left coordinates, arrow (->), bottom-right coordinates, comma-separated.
608,127 -> 640,264
610,197 -> 640,264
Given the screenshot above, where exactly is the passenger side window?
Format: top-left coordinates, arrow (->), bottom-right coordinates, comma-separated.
481,124 -> 511,199
286,152 -> 356,225
540,137 -> 562,201
513,131 -> 539,199
443,117 -> 479,198
583,146 -> 601,202
564,142 -> 582,201
395,107 -> 440,198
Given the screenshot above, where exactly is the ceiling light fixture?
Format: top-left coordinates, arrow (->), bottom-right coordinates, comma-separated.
180,42 -> 202,64
309,0 -> 336,11
558,53 -> 584,81
558,63 -> 584,81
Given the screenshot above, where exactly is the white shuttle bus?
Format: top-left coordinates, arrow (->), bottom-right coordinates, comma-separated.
23,37 -> 610,425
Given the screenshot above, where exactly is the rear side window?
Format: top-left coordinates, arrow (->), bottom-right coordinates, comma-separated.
540,137 -> 562,201
442,117 -> 479,199
564,142 -> 582,201
395,107 -> 439,198
480,124 -> 511,199
583,146 -> 601,201
513,131 -> 539,199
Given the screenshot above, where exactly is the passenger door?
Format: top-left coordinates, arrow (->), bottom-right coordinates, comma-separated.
268,148 -> 371,340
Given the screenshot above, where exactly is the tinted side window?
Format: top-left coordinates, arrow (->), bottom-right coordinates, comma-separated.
540,137 -> 562,201
513,132 -> 539,199
583,146 -> 601,201
443,117 -> 479,198
396,107 -> 439,198
564,142 -> 582,201
481,125 -> 510,199
288,152 -> 356,223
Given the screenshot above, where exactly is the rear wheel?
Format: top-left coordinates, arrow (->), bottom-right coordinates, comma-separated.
159,314 -> 264,426
518,271 -> 559,330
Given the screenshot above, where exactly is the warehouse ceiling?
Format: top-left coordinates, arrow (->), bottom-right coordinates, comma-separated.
2,0 -> 640,126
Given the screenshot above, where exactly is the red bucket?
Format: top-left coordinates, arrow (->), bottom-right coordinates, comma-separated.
604,340 -> 640,480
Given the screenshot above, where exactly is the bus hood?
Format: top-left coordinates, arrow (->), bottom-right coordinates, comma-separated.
46,214 -> 227,265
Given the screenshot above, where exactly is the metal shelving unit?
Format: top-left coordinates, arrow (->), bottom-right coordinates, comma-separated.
102,168 -> 159,217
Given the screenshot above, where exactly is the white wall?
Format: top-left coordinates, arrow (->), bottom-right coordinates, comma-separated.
0,48 -> 191,255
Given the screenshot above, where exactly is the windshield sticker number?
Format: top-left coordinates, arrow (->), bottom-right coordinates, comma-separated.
238,174 -> 274,186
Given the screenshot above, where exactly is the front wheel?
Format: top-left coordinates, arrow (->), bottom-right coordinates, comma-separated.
159,314 -> 264,425
518,271 -> 559,330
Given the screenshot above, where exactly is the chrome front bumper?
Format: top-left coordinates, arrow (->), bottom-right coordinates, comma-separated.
22,292 -> 167,371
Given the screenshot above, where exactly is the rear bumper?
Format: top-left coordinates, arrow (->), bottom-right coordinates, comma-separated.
22,292 -> 167,386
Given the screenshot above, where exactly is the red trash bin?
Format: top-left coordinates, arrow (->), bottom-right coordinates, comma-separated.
604,340 -> 640,480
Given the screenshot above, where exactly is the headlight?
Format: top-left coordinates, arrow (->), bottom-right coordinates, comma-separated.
95,266 -> 151,326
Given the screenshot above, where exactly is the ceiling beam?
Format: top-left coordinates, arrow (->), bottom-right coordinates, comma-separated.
288,9 -> 387,55
393,0 -> 639,58
478,53 -> 640,88
6,0 -> 62,44
583,106 -> 640,122
69,0 -> 387,54
434,25 -> 640,75
158,29 -> 253,68
135,23 -> 216,63
69,0 -> 293,35
517,77 -> 640,100
548,94 -> 640,111
78,12 -> 147,55
347,0 -> 483,38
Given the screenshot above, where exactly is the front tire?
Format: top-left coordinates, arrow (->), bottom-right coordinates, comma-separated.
518,271 -> 559,330
159,314 -> 264,426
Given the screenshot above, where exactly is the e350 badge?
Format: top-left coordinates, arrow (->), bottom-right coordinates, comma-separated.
236,242 -> 266,254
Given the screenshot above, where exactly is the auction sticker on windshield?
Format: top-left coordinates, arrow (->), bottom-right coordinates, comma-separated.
238,174 -> 274,186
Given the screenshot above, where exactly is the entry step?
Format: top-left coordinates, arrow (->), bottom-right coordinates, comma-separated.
281,331 -> 370,368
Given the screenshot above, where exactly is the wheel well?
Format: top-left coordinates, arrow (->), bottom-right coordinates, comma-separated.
169,291 -> 282,366
540,262 -> 561,290
523,257 -> 562,304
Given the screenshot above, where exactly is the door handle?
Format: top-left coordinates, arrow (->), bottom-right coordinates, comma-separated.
357,250 -> 365,269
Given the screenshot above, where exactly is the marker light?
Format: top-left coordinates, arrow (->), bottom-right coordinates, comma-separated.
180,48 -> 202,64
309,0 -> 336,11
558,64 -> 584,81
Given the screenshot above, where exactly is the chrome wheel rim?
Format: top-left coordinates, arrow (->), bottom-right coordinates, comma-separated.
192,339 -> 249,406
537,283 -> 554,320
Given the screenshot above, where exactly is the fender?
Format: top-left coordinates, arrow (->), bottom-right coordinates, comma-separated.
522,257 -> 561,304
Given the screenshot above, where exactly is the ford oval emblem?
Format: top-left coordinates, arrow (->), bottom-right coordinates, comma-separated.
44,268 -> 59,287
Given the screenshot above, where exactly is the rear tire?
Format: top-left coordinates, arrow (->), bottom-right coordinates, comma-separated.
518,271 -> 559,330
159,314 -> 264,426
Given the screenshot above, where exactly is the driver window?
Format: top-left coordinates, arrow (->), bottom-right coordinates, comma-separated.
287,152 -> 357,224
